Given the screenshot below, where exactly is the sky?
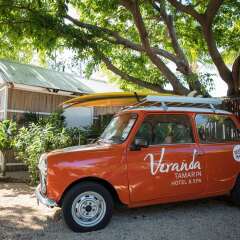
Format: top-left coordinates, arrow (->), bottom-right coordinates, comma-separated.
165,62 -> 228,97
198,63 -> 228,97
210,74 -> 228,97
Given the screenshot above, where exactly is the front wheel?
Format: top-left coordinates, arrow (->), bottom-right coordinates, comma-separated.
62,182 -> 113,232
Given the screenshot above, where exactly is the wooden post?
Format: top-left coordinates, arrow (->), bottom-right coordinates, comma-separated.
0,150 -> 6,177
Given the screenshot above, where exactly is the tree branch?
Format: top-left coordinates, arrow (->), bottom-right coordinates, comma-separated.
153,0 -> 188,68
205,0 -> 223,25
167,0 -> 204,23
0,4 -> 36,14
65,14 -> 178,63
153,0 -> 204,92
97,51 -> 173,94
232,55 -> 240,95
168,0 -> 233,90
201,25 -> 232,86
121,0 -> 151,50
0,20 -> 31,25
121,0 -> 189,95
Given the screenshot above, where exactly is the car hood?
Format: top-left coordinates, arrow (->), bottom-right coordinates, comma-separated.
49,142 -> 113,155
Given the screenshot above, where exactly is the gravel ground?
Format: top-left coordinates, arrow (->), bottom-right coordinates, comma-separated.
0,182 -> 240,240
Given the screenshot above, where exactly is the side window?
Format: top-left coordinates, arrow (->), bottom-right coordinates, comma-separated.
135,122 -> 153,145
195,114 -> 240,143
135,114 -> 194,145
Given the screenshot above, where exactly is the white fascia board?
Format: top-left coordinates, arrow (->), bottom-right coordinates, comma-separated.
7,109 -> 51,115
11,83 -> 81,97
146,96 -> 222,105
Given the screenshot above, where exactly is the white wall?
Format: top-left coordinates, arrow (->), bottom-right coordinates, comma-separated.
63,107 -> 93,128
0,85 -> 5,110
0,85 -> 7,121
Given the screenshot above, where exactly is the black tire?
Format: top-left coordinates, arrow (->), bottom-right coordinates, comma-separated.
62,182 -> 113,232
230,176 -> 240,206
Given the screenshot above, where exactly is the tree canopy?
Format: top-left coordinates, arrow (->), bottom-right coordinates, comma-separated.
0,0 -> 239,96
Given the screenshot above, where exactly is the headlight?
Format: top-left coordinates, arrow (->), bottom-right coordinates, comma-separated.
38,153 -> 48,194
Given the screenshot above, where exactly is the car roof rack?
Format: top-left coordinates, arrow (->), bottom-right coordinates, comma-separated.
127,95 -> 222,112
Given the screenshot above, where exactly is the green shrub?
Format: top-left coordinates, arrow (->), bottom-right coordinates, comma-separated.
13,110 -> 111,184
14,123 -> 72,184
38,110 -> 66,129
18,112 -> 43,126
0,120 -> 17,176
14,111 -> 86,184
65,127 -> 87,145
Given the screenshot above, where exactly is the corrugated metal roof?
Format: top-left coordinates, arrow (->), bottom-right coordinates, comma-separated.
0,60 -> 93,94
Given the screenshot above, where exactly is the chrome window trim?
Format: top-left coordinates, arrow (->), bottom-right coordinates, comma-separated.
148,142 -> 195,147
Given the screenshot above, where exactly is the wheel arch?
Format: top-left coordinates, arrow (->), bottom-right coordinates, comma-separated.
58,176 -> 125,208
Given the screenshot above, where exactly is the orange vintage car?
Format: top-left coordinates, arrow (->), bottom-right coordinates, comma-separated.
36,96 -> 240,232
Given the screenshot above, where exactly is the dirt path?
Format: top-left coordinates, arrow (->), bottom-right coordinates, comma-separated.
0,182 -> 240,240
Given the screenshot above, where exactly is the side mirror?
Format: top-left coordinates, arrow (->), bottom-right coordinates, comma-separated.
130,137 -> 149,151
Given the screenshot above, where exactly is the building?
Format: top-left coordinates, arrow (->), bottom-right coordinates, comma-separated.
0,60 -> 123,171
0,59 -> 121,127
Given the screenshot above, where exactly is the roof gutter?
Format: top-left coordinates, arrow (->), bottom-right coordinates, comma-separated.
10,82 -> 84,97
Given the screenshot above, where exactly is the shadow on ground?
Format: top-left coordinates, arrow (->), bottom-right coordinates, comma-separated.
0,183 -> 34,197
0,183 -> 240,240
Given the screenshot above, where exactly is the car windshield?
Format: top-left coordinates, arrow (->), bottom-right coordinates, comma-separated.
99,113 -> 137,144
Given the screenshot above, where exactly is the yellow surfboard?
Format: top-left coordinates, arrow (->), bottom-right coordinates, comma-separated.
63,92 -> 172,108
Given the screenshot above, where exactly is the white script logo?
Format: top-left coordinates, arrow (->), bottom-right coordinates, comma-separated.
144,148 -> 201,176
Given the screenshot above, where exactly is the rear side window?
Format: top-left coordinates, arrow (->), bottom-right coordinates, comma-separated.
135,114 -> 194,145
195,114 -> 240,143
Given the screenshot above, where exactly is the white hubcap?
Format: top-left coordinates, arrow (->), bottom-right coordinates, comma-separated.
71,191 -> 106,227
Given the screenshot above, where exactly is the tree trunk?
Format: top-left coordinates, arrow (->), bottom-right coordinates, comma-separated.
201,24 -> 238,96
231,56 -> 240,97
202,26 -> 233,83
0,150 -> 6,177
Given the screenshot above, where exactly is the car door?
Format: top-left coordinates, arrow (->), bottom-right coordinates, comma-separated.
195,113 -> 240,193
127,113 -> 207,203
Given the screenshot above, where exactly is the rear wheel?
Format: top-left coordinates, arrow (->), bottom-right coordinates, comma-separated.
230,176 -> 240,205
62,182 -> 113,232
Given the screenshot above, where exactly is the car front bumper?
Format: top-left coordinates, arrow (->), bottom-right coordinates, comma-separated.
35,184 -> 57,208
